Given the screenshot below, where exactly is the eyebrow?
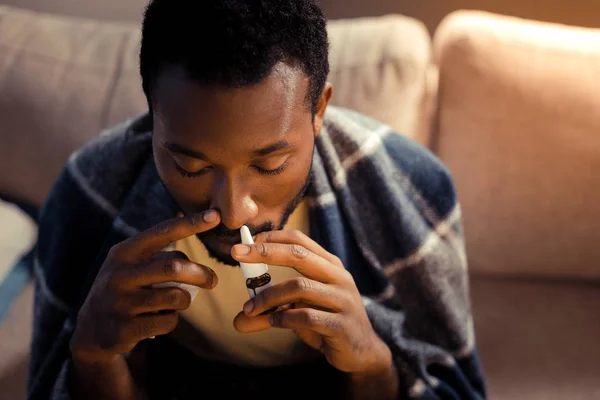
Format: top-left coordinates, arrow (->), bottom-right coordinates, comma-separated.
164,139 -> 292,160
164,141 -> 208,161
252,139 -> 292,157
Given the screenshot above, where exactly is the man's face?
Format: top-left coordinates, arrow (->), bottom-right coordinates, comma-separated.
152,63 -> 331,265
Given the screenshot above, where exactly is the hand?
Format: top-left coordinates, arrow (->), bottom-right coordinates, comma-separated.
231,230 -> 393,376
70,210 -> 220,364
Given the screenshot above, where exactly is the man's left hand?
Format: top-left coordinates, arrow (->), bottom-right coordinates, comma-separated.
231,230 -> 392,376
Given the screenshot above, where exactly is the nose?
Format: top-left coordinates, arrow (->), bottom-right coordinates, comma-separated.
210,173 -> 258,230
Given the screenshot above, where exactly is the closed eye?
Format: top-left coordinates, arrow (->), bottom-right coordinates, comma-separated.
253,160 -> 289,176
175,160 -> 289,178
175,163 -> 212,178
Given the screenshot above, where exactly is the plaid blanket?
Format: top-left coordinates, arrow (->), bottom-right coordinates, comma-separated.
27,106 -> 486,399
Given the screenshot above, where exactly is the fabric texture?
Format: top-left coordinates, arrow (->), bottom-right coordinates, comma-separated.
27,106 -> 485,399
0,5 -> 431,208
433,10 -> 600,280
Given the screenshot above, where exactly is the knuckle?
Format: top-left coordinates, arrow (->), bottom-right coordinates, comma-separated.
164,259 -> 184,277
165,289 -> 182,306
263,231 -> 274,242
137,320 -> 157,339
339,269 -> 355,285
293,277 -> 313,294
325,315 -> 342,332
142,292 -> 156,309
303,309 -> 321,327
270,311 -> 284,326
331,255 -> 343,267
290,244 -> 309,259
165,313 -> 179,331
289,229 -> 306,241
338,291 -> 356,310
154,220 -> 172,236
257,243 -> 270,257
186,213 -> 203,226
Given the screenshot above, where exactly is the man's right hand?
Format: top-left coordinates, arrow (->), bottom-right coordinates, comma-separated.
68,210 -> 220,399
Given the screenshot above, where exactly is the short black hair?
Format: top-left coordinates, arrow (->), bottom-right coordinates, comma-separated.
140,0 -> 329,115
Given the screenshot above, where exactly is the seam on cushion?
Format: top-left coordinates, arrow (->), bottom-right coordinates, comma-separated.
101,31 -> 131,128
0,7 -> 6,33
0,42 -> 139,71
0,20 -> 40,94
329,55 -> 428,75
330,57 -> 423,90
444,32 -> 600,62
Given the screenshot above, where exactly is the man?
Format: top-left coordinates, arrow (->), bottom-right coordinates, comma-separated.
27,1 -> 486,399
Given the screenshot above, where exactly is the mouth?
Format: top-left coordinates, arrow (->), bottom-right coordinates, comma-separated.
198,234 -> 241,258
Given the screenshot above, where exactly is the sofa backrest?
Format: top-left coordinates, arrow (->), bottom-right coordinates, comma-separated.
433,11 -> 600,280
0,5 -> 431,208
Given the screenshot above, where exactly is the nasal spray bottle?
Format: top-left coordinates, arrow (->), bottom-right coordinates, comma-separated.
239,225 -> 274,299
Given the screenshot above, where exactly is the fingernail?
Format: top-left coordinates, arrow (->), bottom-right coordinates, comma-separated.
243,299 -> 255,315
202,210 -> 218,222
233,244 -> 251,256
268,313 -> 275,325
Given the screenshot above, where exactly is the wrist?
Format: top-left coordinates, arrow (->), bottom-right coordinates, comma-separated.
71,343 -> 120,367
346,338 -> 398,400
355,336 -> 394,377
70,329 -> 120,366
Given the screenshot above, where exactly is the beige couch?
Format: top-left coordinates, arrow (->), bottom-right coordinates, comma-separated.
1,5 -> 599,399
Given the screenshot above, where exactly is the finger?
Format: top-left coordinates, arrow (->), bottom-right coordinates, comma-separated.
254,230 -> 343,267
233,312 -> 271,333
116,287 -> 192,316
243,277 -> 346,316
150,250 -> 190,262
269,308 -> 341,337
115,210 -> 220,261
127,311 -> 180,341
123,257 -> 218,289
232,242 -> 345,283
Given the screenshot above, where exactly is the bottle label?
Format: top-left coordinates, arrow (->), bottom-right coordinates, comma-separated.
246,273 -> 273,298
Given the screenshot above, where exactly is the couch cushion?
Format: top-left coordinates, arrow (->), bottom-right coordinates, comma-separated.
0,5 -> 432,208
0,5 -> 146,207
327,14 -> 432,144
0,200 -> 36,285
433,11 -> 600,280
470,275 -> 600,400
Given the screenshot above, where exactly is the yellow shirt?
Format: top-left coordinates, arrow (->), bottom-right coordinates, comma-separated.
170,200 -> 321,367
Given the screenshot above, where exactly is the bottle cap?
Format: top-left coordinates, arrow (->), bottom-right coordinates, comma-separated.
239,225 -> 269,279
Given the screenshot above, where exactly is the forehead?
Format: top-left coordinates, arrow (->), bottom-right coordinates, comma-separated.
152,63 -> 313,151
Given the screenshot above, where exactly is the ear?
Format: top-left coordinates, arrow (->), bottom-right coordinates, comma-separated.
313,82 -> 333,138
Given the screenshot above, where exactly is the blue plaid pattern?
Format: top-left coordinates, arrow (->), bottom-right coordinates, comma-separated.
27,106 -> 486,399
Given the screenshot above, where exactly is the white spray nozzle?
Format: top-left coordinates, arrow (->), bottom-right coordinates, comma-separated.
239,225 -> 269,279
240,225 -> 254,245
